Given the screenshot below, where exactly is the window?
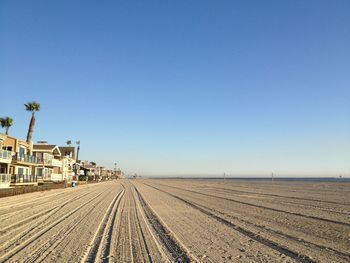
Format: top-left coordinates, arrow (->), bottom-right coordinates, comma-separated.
19,146 -> 26,156
0,164 -> 6,173
2,146 -> 13,151
36,168 -> 43,176
18,167 -> 24,175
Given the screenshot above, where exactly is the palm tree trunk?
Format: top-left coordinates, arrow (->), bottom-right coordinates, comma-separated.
26,112 -> 36,144
5,127 -> 9,135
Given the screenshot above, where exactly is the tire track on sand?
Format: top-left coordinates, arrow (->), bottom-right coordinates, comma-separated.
23,187 -> 117,263
81,185 -> 125,263
154,182 -> 350,227
187,193 -> 350,262
0,188 -> 110,262
130,186 -> 155,263
145,183 -> 317,263
205,186 -> 350,206
134,185 -> 191,263
0,189 -> 96,237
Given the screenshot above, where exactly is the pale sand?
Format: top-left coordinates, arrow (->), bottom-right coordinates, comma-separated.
0,179 -> 349,262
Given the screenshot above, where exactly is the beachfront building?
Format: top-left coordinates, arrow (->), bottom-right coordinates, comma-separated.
79,161 -> 97,181
33,144 -> 63,182
116,168 -> 123,179
0,134 -> 12,188
95,166 -> 102,180
0,133 -> 39,186
73,161 -> 81,181
106,169 -> 113,179
97,167 -> 109,180
59,146 -> 76,182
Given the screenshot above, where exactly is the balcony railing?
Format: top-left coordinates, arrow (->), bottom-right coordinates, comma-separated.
0,150 -> 12,160
52,159 -> 62,167
43,158 -> 52,165
13,153 -> 41,164
34,154 -> 61,167
0,174 -> 11,183
42,153 -> 53,165
11,174 -> 37,183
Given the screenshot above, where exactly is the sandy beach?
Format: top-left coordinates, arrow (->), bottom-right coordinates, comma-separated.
0,179 -> 349,262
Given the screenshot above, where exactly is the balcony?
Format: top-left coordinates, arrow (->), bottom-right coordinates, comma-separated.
42,158 -> 52,165
40,158 -> 62,167
52,159 -> 62,167
0,150 -> 12,163
11,174 -> 37,184
0,174 -> 11,188
13,153 -> 41,164
41,153 -> 53,165
34,153 -> 61,167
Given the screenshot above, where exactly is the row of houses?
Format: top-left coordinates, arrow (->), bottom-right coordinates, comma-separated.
0,133 -> 119,188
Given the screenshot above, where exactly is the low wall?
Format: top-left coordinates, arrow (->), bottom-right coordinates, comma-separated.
0,182 -> 67,198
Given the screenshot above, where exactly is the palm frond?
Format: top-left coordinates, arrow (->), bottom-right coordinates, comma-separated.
0,117 -> 13,128
25,101 -> 41,112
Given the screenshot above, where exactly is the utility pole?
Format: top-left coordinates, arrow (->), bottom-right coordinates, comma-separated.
114,163 -> 117,179
76,141 -> 80,161
75,140 -> 80,180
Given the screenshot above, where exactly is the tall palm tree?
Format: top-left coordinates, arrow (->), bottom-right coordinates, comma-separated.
0,117 -> 14,135
76,140 -> 80,161
25,101 -> 40,144
66,140 -> 72,146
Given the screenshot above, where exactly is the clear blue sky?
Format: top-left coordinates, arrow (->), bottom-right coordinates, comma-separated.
1,0 -> 349,177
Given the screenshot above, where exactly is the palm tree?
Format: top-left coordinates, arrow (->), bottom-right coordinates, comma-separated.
76,140 -> 80,161
0,117 -> 14,135
66,140 -> 72,146
24,101 -> 40,144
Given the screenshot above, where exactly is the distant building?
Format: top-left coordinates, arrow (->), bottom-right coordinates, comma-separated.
79,161 -> 98,181
96,166 -> 108,180
116,169 -> 123,178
